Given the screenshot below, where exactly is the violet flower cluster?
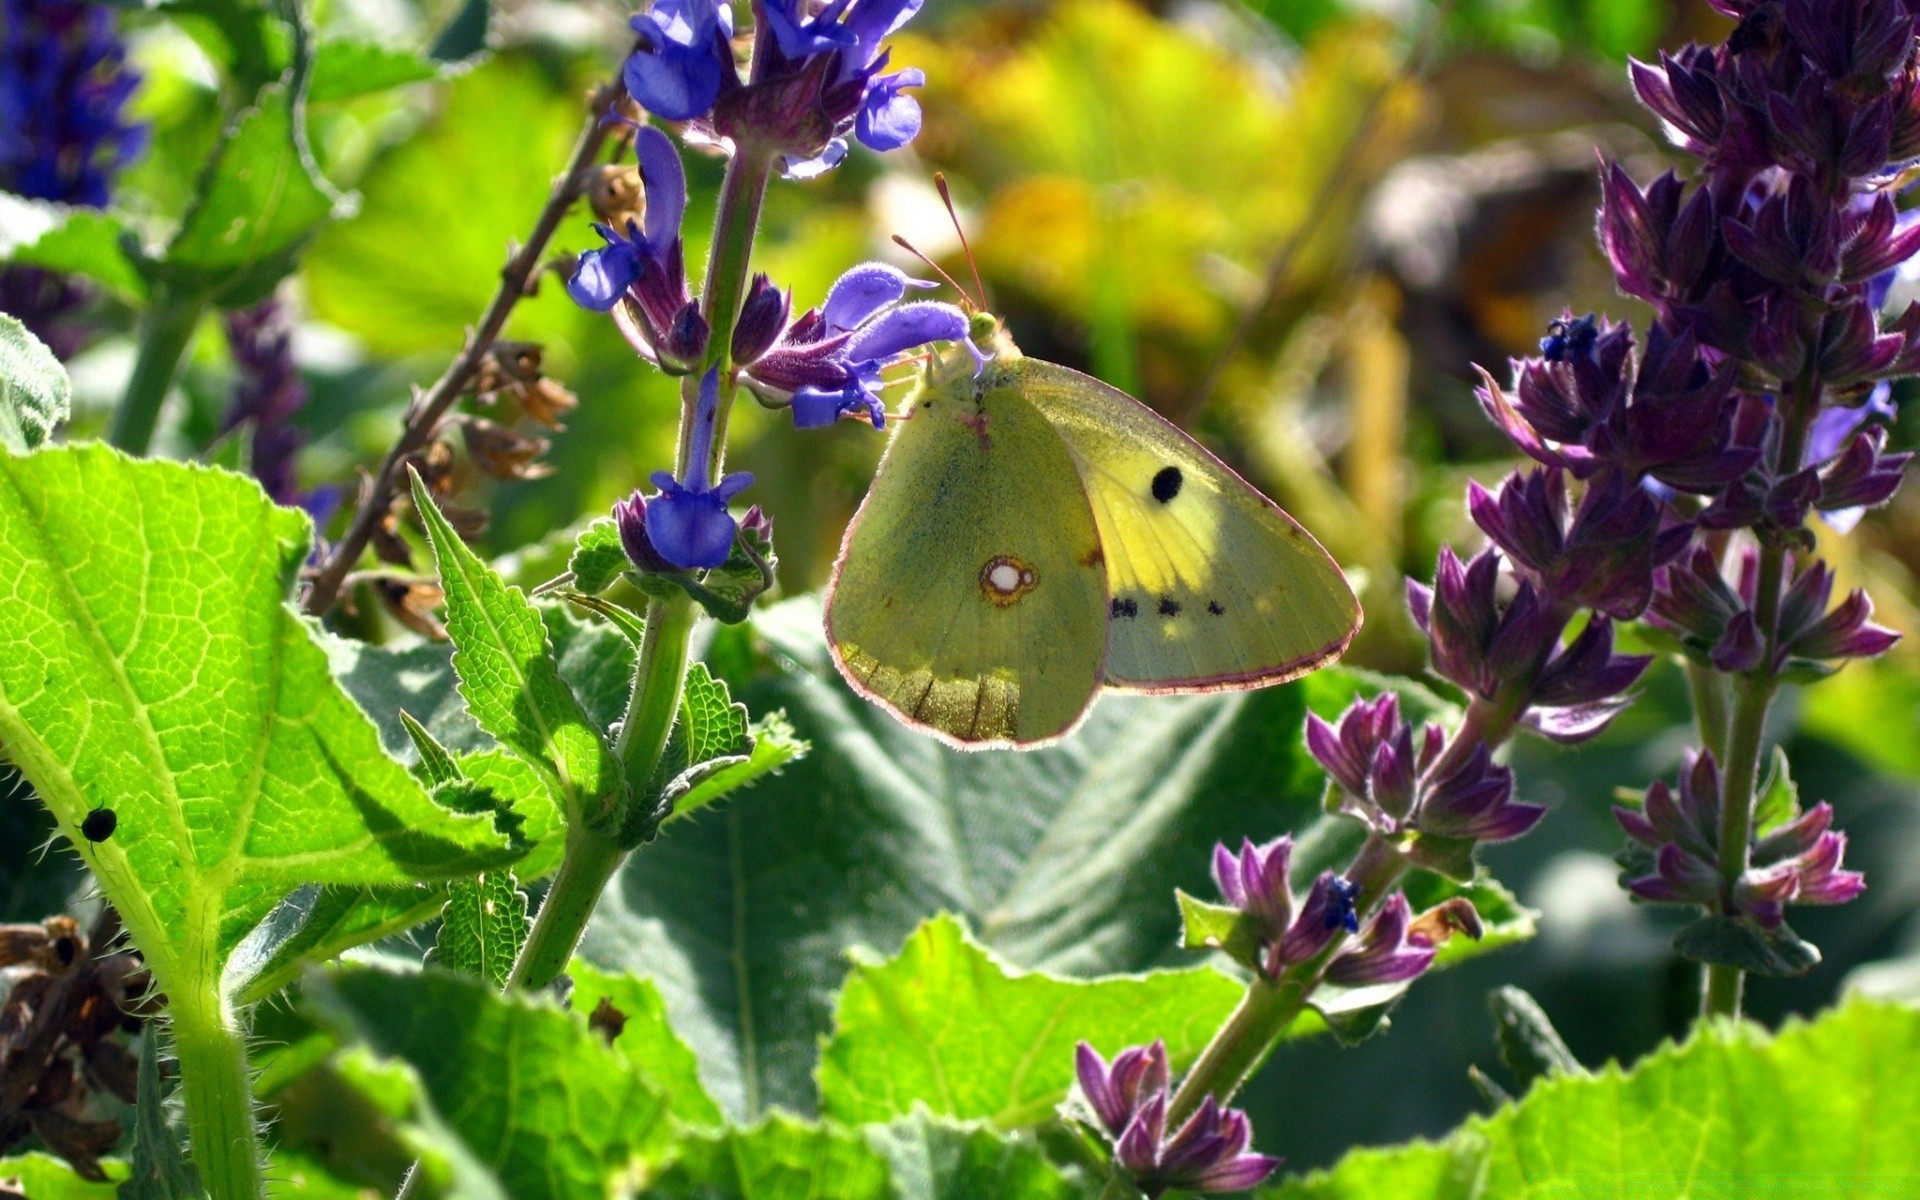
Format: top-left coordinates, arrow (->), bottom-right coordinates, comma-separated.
0,0 -> 145,357
572,6 -> 980,573
1073,1042 -> 1280,1198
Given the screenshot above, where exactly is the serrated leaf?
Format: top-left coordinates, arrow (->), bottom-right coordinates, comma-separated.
818,914 -> 1243,1129
118,1034 -> 200,1200
0,314 -> 70,453
865,1114 -> 1091,1200
567,961 -> 725,1129
1175,889 -> 1265,968
667,711 -> 806,822
410,470 -> 622,829
309,966 -> 675,1200
1487,986 -> 1580,1093
426,870 -> 527,989
568,517 -> 629,595
0,193 -> 144,298
399,709 -> 462,787
649,1115 -> 893,1200
0,446 -> 509,1015
156,79 -> 338,301
1263,1000 -> 1920,1199
1307,980 -> 1409,1047
648,663 -> 751,798
234,883 -> 449,1006
307,39 -> 441,104
1673,913 -> 1821,977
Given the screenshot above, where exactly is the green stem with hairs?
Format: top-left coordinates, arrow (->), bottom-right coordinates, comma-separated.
505,143 -> 776,994
171,982 -> 262,1200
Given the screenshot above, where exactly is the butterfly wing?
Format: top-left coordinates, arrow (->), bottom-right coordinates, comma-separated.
825,371 -> 1109,748
1009,358 -> 1360,692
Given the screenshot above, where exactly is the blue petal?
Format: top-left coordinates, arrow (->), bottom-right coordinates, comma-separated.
763,0 -> 858,60
624,16 -> 727,123
846,300 -> 970,362
633,126 -> 688,250
645,490 -> 739,569
841,0 -> 922,65
791,385 -> 853,428
822,263 -> 926,332
778,138 -> 848,180
567,240 -> 642,311
1806,382 -> 1896,465
855,68 -> 923,151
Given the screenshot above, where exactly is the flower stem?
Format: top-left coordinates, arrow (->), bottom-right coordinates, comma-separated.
109,287 -> 207,454
506,145 -> 775,993
1685,660 -> 1730,763
172,983 -> 262,1200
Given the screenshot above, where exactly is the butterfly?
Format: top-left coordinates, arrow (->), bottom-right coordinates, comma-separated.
824,312 -> 1361,749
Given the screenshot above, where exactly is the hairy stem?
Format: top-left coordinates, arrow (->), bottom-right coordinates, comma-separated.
300,79 -> 625,615
109,288 -> 207,454
172,983 -> 262,1200
1685,660 -> 1730,763
505,145 -> 775,992
1701,371 -> 1818,1019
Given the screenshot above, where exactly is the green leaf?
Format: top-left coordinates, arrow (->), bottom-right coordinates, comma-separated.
0,1154 -> 121,1199
427,0 -> 489,62
0,446 -> 509,1007
1486,986 -> 1581,1093
156,79 -> 339,303
566,961 -> 725,1129
581,598 -> 1519,1121
425,870 -> 527,988
0,193 -> 144,299
1673,913 -> 1821,977
118,1033 -> 200,1200
648,663 -> 751,803
818,913 -> 1242,1128
306,39 -> 441,104
1264,1000 -> 1920,1199
670,710 -> 807,823
1176,889 -> 1264,973
568,517 -> 629,595
1307,980 -> 1409,1047
309,965 -> 675,1200
865,1114 -> 1090,1200
399,709 -> 462,787
1754,745 -> 1799,836
649,1115 -> 893,1200
234,883 -> 448,1006
0,314 -> 70,453
410,470 -> 622,829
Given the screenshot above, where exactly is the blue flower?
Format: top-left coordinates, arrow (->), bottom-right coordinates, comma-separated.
625,0 -> 736,122
736,262 -> 983,428
640,369 -> 755,570
0,0 -> 147,207
566,126 -> 708,369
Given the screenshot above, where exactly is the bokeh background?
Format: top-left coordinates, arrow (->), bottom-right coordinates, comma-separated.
19,0 -> 1920,1173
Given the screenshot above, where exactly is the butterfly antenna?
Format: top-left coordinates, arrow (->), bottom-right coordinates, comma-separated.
934,172 -> 988,310
891,235 -> 972,308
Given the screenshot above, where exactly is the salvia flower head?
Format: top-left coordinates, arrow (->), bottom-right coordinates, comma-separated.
567,126 -> 707,371
222,297 -> 310,508
1076,1041 -> 1280,1195
1209,837 -> 1362,978
735,261 -> 983,428
621,369 -> 755,570
1615,750 -> 1865,928
1651,547 -> 1899,677
1406,548 -> 1652,741
1073,1040 -> 1168,1140
0,0 -> 147,206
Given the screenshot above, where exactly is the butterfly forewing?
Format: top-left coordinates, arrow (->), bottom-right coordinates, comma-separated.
1008,359 -> 1360,692
825,372 -> 1109,748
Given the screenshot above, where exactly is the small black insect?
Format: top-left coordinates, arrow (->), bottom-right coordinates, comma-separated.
81,806 -> 116,843
1150,466 -> 1183,504
1111,597 -> 1139,619
1207,600 -> 1225,616
1158,596 -> 1181,617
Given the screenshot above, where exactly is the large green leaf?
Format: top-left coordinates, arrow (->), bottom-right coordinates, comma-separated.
1265,999 -> 1920,1199
0,315 -> 70,453
866,1115 -> 1093,1200
579,597 -> 1345,1119
411,471 -> 622,829
308,965 -> 675,1200
819,914 -> 1242,1129
567,961 -> 726,1129
0,446 -> 507,1005
0,193 -> 144,299
648,1115 -> 893,1200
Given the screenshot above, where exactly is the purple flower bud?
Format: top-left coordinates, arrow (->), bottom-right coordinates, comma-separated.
732,273 -> 791,365
1211,837 -> 1294,938
1114,1094 -> 1281,1198
1414,744 -> 1545,842
1074,1040 -> 1168,1139
1325,895 -> 1437,987
1818,425 -> 1910,516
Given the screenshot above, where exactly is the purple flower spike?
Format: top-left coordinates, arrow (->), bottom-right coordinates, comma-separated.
1111,1093 -> 1281,1198
1211,837 -> 1294,938
1416,744 -> 1545,843
637,370 -> 755,570
737,262 -> 981,429
1074,1040 -> 1168,1139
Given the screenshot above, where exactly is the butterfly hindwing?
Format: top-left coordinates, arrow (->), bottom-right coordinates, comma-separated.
825,370 -> 1109,748
1007,358 -> 1360,691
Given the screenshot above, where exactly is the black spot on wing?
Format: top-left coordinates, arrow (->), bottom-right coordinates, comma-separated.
1208,600 -> 1225,615
1158,597 -> 1181,617
1151,466 -> 1183,503
1111,597 -> 1139,619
